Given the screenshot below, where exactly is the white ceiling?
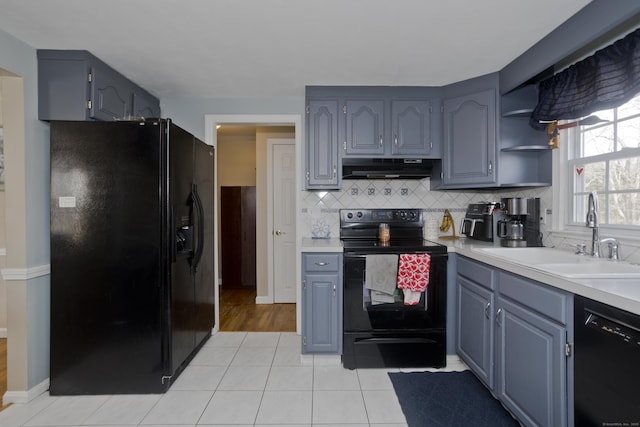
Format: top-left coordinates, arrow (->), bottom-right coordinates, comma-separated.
0,0 -> 592,100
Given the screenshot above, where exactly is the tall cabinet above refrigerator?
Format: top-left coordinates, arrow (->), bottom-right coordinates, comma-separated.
49,119 -> 214,395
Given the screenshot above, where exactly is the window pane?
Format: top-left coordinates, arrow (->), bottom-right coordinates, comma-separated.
581,124 -> 614,156
573,194 -> 588,224
583,108 -> 614,125
575,162 -> 605,192
617,93 -> 640,120
607,192 -> 640,225
609,157 -> 640,191
617,116 -> 640,149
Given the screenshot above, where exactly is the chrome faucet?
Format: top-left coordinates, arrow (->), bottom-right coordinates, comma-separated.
599,237 -> 621,261
586,192 -> 600,257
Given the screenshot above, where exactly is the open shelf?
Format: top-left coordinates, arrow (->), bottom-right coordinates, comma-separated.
502,108 -> 534,118
501,145 -> 550,152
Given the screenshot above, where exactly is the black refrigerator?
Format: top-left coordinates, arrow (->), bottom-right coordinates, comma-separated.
49,119 -> 215,395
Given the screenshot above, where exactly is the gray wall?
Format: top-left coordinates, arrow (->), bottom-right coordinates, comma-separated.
162,96 -> 304,141
0,28 -> 51,391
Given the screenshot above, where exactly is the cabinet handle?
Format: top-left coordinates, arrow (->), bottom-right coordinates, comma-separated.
333,284 -> 336,297
394,135 -> 398,146
306,171 -> 310,182
485,302 -> 491,319
488,161 -> 493,175
496,308 -> 502,326
379,134 -> 383,147
333,165 -> 337,178
315,262 -> 329,266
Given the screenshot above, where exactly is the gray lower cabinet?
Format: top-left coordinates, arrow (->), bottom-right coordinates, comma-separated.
37,49 -> 160,121
457,271 -> 495,389
305,99 -> 341,189
301,253 -> 343,354
457,256 -> 573,427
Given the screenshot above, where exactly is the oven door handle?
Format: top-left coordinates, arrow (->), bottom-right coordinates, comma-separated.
354,337 -> 438,345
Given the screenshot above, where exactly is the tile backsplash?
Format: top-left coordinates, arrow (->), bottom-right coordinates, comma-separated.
301,180 -> 640,263
301,178 -> 552,242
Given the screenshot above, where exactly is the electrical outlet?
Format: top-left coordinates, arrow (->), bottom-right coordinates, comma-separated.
540,208 -> 552,225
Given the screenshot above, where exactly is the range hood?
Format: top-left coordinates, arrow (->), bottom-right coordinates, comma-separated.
342,158 -> 433,179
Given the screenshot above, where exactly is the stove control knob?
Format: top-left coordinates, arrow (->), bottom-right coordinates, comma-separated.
356,211 -> 363,218
346,212 -> 353,219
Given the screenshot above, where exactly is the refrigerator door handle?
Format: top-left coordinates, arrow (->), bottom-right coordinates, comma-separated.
170,206 -> 177,263
191,184 -> 205,273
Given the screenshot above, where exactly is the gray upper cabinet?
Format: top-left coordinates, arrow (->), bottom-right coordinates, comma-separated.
342,89 -> 438,158
434,72 -> 551,189
37,50 -> 160,121
441,85 -> 497,187
344,99 -> 386,156
132,89 -> 162,119
391,100 -> 434,156
305,99 -> 341,189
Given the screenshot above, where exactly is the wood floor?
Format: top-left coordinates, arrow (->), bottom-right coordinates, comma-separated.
0,338 -> 9,412
219,288 -> 296,332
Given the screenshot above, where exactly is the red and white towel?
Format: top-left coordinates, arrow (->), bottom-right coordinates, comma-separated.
397,253 -> 431,305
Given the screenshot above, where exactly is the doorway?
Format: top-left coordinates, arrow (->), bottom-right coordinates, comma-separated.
211,118 -> 300,333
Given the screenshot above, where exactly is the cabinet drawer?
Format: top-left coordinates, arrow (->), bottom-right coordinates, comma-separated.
498,271 -> 570,324
458,256 -> 495,290
303,254 -> 341,272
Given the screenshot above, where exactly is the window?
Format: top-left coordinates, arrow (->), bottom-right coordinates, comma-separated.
567,92 -> 640,229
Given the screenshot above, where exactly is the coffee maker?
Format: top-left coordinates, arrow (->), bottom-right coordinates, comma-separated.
497,197 -> 541,247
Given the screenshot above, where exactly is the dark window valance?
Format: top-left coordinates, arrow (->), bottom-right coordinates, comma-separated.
530,28 -> 640,130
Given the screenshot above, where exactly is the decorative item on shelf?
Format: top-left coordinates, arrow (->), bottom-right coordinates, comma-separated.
311,219 -> 331,239
438,209 -> 459,240
541,115 -> 607,149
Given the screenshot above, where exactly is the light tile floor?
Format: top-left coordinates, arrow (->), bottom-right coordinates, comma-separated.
0,332 -> 468,427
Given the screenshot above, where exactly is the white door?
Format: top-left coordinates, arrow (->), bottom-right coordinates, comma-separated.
271,140 -> 296,303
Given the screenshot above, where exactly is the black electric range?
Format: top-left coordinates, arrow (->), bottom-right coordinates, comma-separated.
339,209 -> 448,369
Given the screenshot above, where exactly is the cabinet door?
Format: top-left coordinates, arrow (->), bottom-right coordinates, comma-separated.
391,100 -> 433,156
306,100 -> 340,189
457,276 -> 495,389
132,89 -> 161,118
496,297 -> 567,427
442,89 -> 497,186
344,99 -> 385,156
90,65 -> 130,120
303,273 -> 340,353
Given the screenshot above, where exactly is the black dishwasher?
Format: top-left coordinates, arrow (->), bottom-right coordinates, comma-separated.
574,295 -> 640,426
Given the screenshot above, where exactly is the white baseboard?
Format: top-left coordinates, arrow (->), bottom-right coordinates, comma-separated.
0,328 -> 6,338
3,378 -> 49,405
255,296 -> 273,304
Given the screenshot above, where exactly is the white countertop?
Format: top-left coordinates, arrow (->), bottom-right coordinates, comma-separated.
446,238 -> 640,316
301,237 -> 343,253
299,235 -> 640,316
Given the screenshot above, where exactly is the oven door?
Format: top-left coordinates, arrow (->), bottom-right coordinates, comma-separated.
343,251 -> 446,331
